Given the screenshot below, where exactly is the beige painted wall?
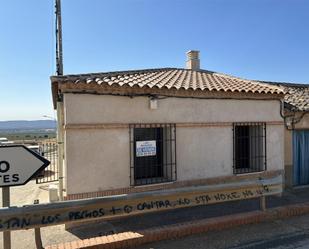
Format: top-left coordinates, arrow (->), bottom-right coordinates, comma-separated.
285,130 -> 293,166
284,129 -> 293,188
64,94 -> 282,124
267,125 -> 284,172
176,127 -> 233,181
65,128 -> 130,194
63,94 -> 284,195
294,113 -> 309,129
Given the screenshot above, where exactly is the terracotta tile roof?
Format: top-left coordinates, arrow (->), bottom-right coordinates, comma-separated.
51,68 -> 283,95
261,81 -> 309,112
263,81 -> 309,112
285,87 -> 309,111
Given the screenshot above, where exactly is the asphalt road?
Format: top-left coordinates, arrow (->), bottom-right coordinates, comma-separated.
136,214 -> 309,249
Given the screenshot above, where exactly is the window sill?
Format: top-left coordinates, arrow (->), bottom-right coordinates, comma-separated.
133,179 -> 175,188
234,170 -> 266,176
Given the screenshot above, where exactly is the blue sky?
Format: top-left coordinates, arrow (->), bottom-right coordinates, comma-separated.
0,0 -> 308,121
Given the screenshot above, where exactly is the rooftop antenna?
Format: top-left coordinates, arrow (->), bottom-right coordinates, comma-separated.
55,0 -> 63,75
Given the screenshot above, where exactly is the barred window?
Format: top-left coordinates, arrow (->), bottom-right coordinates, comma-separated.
233,123 -> 266,174
129,124 -> 176,186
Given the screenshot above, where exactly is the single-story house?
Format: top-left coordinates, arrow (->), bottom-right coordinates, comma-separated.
51,51 -> 285,200
263,82 -> 309,188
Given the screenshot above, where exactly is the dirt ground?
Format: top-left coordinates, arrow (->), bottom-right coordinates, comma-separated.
0,180 -> 49,206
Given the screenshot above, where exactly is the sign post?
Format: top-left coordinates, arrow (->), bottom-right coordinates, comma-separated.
0,145 -> 49,249
2,187 -> 10,249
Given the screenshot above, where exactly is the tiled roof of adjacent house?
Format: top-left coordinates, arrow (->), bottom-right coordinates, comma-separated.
266,82 -> 309,112
259,81 -> 309,112
285,87 -> 309,111
51,68 -> 283,95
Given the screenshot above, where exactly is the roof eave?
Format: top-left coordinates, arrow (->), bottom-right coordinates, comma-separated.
51,79 -> 60,109
57,82 -> 284,100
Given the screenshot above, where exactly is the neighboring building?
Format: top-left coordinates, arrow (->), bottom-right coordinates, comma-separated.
0,137 -> 8,144
27,145 -> 43,156
265,82 -> 309,188
51,51 -> 285,200
0,138 -> 14,145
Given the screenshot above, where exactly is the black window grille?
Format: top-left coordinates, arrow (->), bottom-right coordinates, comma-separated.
233,122 -> 266,174
129,124 -> 177,186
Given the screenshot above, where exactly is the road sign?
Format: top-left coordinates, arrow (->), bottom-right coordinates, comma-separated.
0,145 -> 50,187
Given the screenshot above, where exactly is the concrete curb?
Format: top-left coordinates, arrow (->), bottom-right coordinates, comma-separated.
45,202 -> 309,249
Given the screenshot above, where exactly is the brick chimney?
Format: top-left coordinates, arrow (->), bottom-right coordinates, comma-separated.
186,50 -> 200,70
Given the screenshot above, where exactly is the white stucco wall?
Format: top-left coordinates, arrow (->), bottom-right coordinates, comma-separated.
65,128 -> 130,193
64,94 -> 281,124
63,94 -> 284,195
177,127 -> 233,181
267,125 -> 284,171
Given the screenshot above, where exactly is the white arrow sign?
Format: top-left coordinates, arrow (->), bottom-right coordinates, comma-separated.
0,145 -> 50,187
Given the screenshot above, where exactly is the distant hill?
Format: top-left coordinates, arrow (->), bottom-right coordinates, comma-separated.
0,120 -> 57,130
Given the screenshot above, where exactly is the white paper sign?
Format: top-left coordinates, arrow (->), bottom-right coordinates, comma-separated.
136,140 -> 156,157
